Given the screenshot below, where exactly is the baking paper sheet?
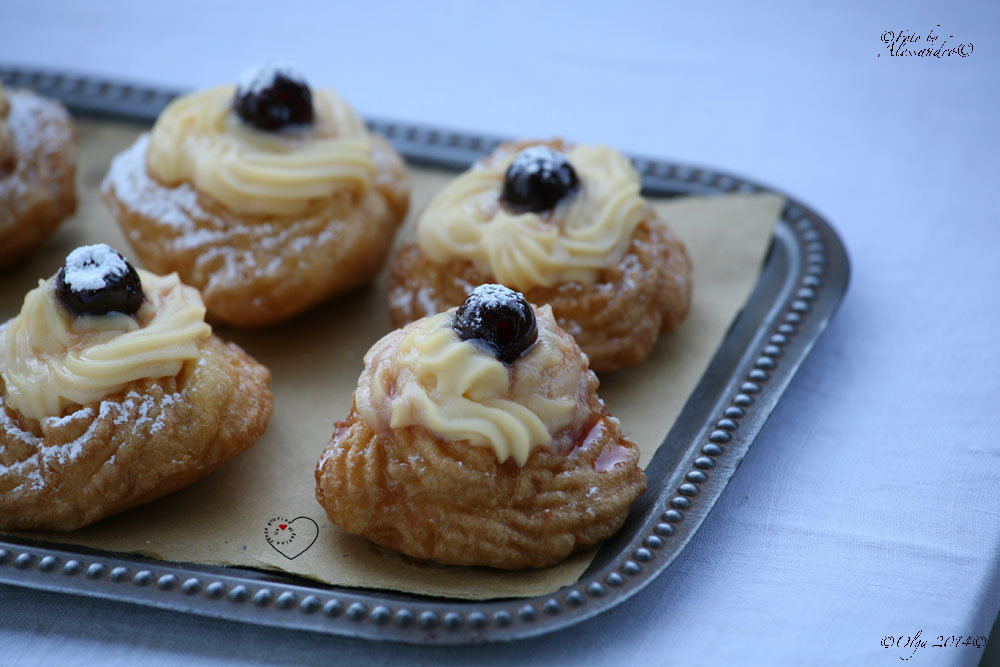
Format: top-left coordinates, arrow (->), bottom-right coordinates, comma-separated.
2,120 -> 783,599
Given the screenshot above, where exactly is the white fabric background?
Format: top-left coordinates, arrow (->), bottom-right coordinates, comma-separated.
1,1 -> 998,665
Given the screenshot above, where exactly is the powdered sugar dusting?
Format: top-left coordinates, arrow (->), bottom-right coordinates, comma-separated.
511,145 -> 567,176
63,244 -> 129,291
102,135 -> 341,290
1,388 -> 185,495
457,283 -> 526,329
237,63 -> 308,95
103,135 -> 194,228
416,286 -> 439,316
44,401 -> 113,464
0,89 -> 75,221
114,390 -> 181,435
464,283 -> 524,309
44,407 -> 94,429
0,407 -> 42,448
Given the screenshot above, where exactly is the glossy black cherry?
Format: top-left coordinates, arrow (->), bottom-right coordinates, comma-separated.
453,284 -> 537,364
55,244 -> 143,317
501,145 -> 580,214
234,64 -> 314,131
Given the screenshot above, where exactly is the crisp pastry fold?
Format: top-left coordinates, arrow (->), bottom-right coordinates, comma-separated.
0,86 -> 77,269
316,290 -> 646,569
387,139 -> 691,372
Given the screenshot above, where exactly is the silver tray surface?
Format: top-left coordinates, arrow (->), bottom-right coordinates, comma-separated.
0,65 -> 849,644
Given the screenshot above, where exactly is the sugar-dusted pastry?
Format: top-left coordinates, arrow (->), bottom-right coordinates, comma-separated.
102,64 -> 410,328
388,139 -> 691,372
0,82 -> 77,269
0,244 -> 273,530
316,284 -> 646,569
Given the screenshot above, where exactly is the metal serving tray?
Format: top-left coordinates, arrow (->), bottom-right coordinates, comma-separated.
0,65 -> 849,644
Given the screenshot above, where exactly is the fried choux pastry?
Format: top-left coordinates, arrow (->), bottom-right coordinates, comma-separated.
0,82 -> 77,269
387,139 -> 691,372
0,244 -> 272,530
102,65 -> 409,328
316,284 -> 646,569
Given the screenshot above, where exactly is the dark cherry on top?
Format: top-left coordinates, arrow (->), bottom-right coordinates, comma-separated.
501,145 -> 580,214
234,68 -> 314,131
55,244 -> 144,317
452,284 -> 538,364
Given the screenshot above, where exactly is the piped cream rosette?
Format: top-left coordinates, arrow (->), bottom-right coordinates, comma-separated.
145,85 -> 375,217
355,305 -> 592,466
0,270 -> 211,422
415,143 -> 646,290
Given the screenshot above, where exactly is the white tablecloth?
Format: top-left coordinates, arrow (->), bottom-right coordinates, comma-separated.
1,1 -> 998,664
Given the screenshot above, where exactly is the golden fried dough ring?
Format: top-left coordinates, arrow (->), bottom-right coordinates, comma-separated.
0,89 -> 77,269
315,397 -> 647,570
387,139 -> 691,372
389,213 -> 691,373
102,134 -> 409,328
0,336 -> 272,531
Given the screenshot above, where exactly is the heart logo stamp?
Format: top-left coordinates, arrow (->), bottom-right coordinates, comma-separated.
264,516 -> 319,560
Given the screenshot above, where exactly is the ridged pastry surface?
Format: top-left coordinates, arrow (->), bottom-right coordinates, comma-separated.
316,304 -> 646,569
389,212 -> 691,372
102,132 -> 408,328
316,401 -> 645,569
0,336 -> 272,530
0,88 -> 77,269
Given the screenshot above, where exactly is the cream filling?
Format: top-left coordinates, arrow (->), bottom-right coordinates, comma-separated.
415,144 -> 646,289
146,85 -> 375,217
0,270 -> 211,422
355,306 -> 591,466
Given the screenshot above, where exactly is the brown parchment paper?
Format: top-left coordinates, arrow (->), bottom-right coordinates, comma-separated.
1,120 -> 784,599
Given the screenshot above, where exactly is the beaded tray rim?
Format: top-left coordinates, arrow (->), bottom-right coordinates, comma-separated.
0,64 -> 849,645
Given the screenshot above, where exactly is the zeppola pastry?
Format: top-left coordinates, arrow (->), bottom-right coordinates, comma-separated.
102,64 -> 410,327
0,244 -> 273,530
388,139 -> 691,372
316,284 -> 646,569
0,81 -> 77,269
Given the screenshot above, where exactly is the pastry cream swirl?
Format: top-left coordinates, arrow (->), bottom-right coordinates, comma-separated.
415,144 -> 646,289
0,270 -> 211,422
146,85 -> 375,217
355,306 -> 590,465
